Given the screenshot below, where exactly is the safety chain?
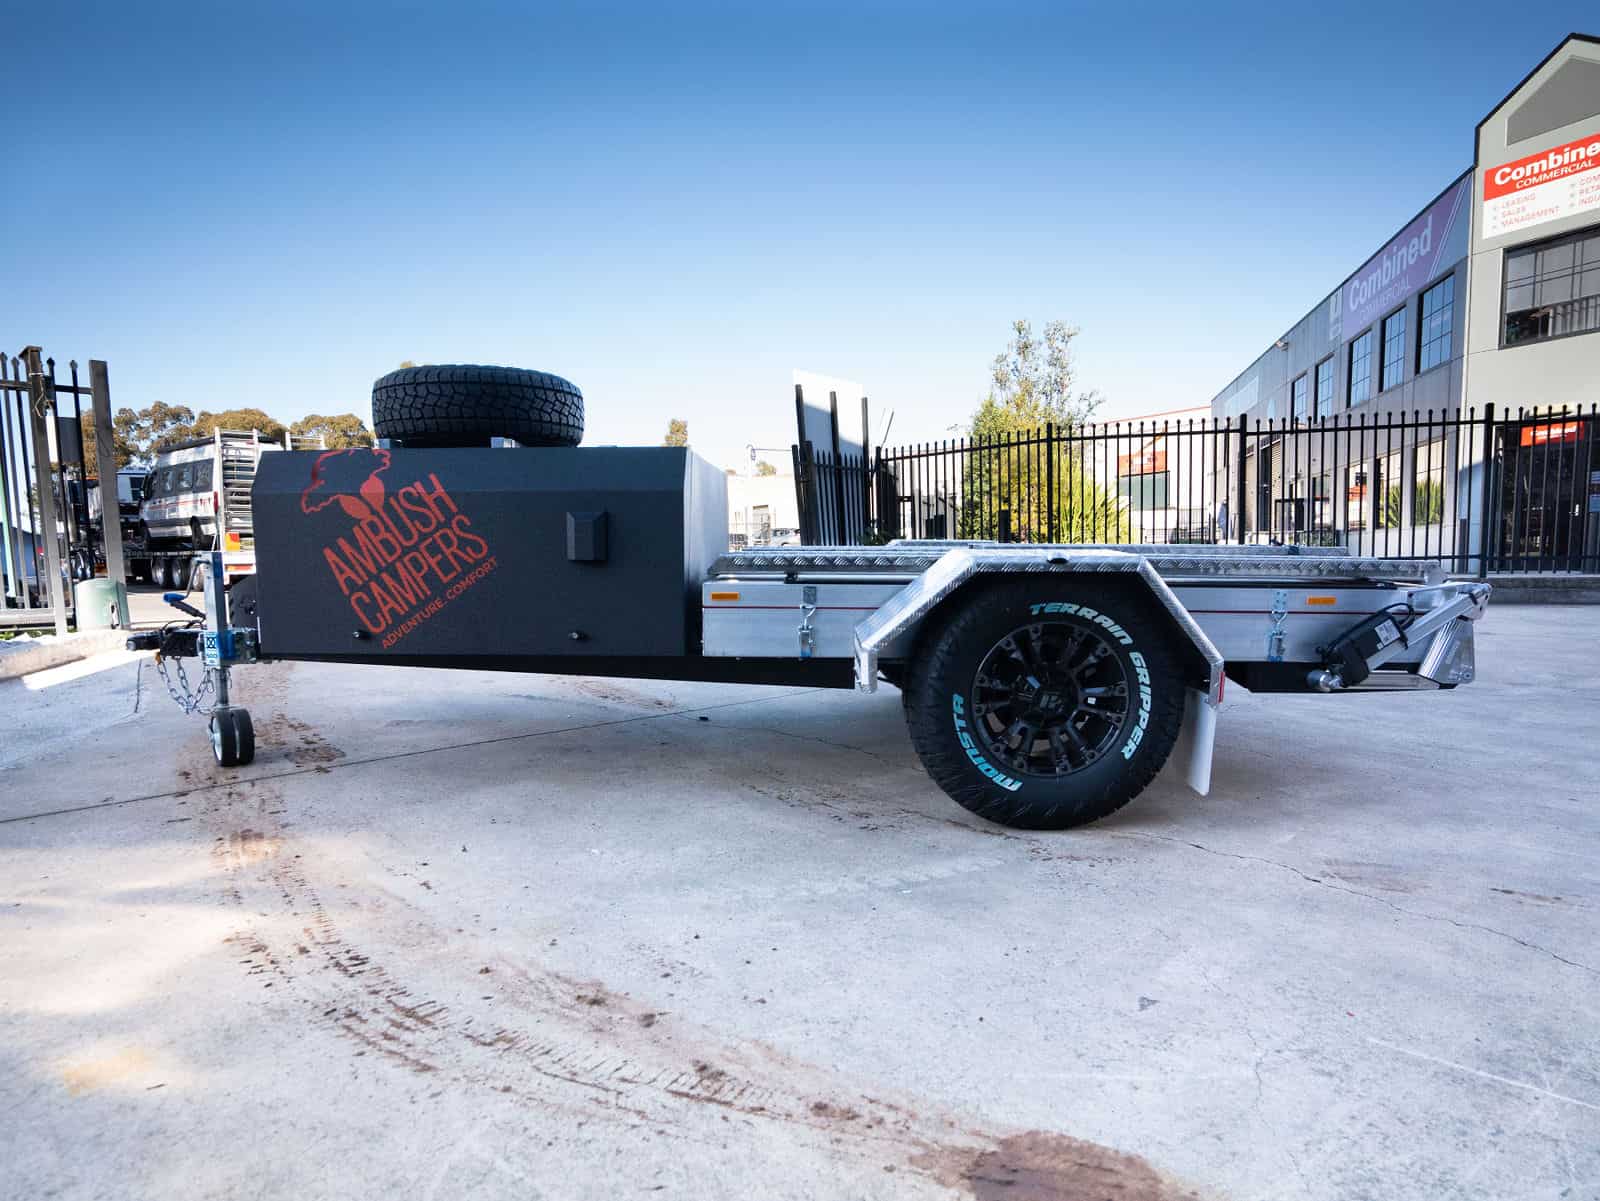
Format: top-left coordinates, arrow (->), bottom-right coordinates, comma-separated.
155,652 -> 215,715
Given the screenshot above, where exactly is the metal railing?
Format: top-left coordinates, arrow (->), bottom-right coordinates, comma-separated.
2,350 -> 119,630
794,405 -> 1600,576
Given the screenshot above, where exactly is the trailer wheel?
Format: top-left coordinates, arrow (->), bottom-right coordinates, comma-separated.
210,707 -> 255,768
371,364 -> 584,448
904,580 -> 1186,830
151,558 -> 170,590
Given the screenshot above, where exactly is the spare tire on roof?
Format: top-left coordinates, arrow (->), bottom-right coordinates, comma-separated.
371,364 -> 584,448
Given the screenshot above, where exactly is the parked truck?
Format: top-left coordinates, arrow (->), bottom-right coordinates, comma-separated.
135,366 -> 1489,830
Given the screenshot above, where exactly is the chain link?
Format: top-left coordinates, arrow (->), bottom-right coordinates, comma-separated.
155,652 -> 215,715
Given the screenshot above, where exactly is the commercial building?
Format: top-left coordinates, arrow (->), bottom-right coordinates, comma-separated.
1210,34 -> 1600,570
726,468 -> 801,549
1096,405 -> 1217,542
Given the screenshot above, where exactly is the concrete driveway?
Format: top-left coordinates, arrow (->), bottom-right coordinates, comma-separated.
1,604 -> 1595,1201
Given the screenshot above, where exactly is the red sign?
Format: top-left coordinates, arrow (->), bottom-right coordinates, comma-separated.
1117,446 -> 1167,476
1484,132 -> 1600,200
1519,421 -> 1583,447
1483,131 -> 1600,238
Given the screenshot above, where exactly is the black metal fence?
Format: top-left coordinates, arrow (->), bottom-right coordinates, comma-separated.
2,349 -> 116,630
794,404 -> 1600,575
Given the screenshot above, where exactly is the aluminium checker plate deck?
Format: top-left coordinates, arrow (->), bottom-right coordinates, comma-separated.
709,542 -> 1443,582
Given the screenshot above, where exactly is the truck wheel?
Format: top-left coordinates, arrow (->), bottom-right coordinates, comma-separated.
904,580 -> 1187,830
371,365 -> 584,448
210,707 -> 255,767
151,558 -> 170,590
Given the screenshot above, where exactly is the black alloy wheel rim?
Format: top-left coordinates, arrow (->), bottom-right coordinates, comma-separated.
971,621 -> 1132,777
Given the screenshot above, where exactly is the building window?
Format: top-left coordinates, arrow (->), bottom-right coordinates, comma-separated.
1380,308 -> 1406,391
1315,357 -> 1334,417
1117,472 -> 1169,509
1413,440 -> 1444,524
1291,374 -> 1308,421
1347,331 -> 1373,407
1418,276 -> 1454,371
1377,450 -> 1401,529
1504,225 -> 1600,346
1344,467 -> 1367,531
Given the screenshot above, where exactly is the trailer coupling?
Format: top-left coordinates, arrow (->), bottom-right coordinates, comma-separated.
125,550 -> 261,765
1308,580 -> 1490,692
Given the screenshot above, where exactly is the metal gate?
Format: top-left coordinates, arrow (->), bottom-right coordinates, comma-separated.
1,346 -> 125,632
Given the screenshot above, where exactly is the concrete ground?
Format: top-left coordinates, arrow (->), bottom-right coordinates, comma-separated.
1,604 -> 1595,1201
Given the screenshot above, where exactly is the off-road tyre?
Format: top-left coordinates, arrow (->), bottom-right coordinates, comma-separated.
371,365 -> 584,448
904,579 -> 1187,830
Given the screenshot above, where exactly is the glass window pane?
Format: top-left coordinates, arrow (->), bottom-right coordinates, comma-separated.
1539,243 -> 1576,273
1535,275 -> 1573,305
1505,251 -> 1535,283
1506,284 -> 1535,311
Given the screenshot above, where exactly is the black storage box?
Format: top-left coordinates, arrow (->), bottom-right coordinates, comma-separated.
250,446 -> 728,661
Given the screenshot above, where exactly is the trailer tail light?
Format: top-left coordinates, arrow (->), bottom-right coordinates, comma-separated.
225,532 -> 242,551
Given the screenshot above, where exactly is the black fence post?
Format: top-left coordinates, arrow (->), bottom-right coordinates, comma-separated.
1045,422 -> 1057,542
827,391 -> 847,543
1477,402 -> 1496,579
1234,418 -> 1248,544
792,440 -> 817,545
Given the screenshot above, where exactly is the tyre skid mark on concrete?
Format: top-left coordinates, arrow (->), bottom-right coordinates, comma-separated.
183,662 -> 1206,1200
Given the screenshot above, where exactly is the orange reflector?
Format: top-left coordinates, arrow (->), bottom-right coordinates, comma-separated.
709,591 -> 740,602
225,532 -> 242,551
1306,596 -> 1336,606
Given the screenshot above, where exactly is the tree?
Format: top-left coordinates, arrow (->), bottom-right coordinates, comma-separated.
79,415 -> 137,473
754,460 -> 777,477
290,413 -> 375,449
398,360 -> 418,369
112,402 -> 301,462
958,320 -> 1126,542
187,408 -> 288,445
663,418 -> 689,447
117,402 -> 196,461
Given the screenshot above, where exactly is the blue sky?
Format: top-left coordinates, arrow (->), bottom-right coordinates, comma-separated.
5,1 -> 1595,469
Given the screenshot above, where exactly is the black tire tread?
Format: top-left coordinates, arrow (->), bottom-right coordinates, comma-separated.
213,708 -> 255,768
371,364 -> 584,447
904,582 -> 1186,830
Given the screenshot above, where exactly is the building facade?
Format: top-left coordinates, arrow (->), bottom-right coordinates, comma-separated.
1209,34 -> 1600,569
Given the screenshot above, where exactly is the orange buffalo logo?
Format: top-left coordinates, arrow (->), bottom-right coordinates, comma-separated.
300,447 -> 498,648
